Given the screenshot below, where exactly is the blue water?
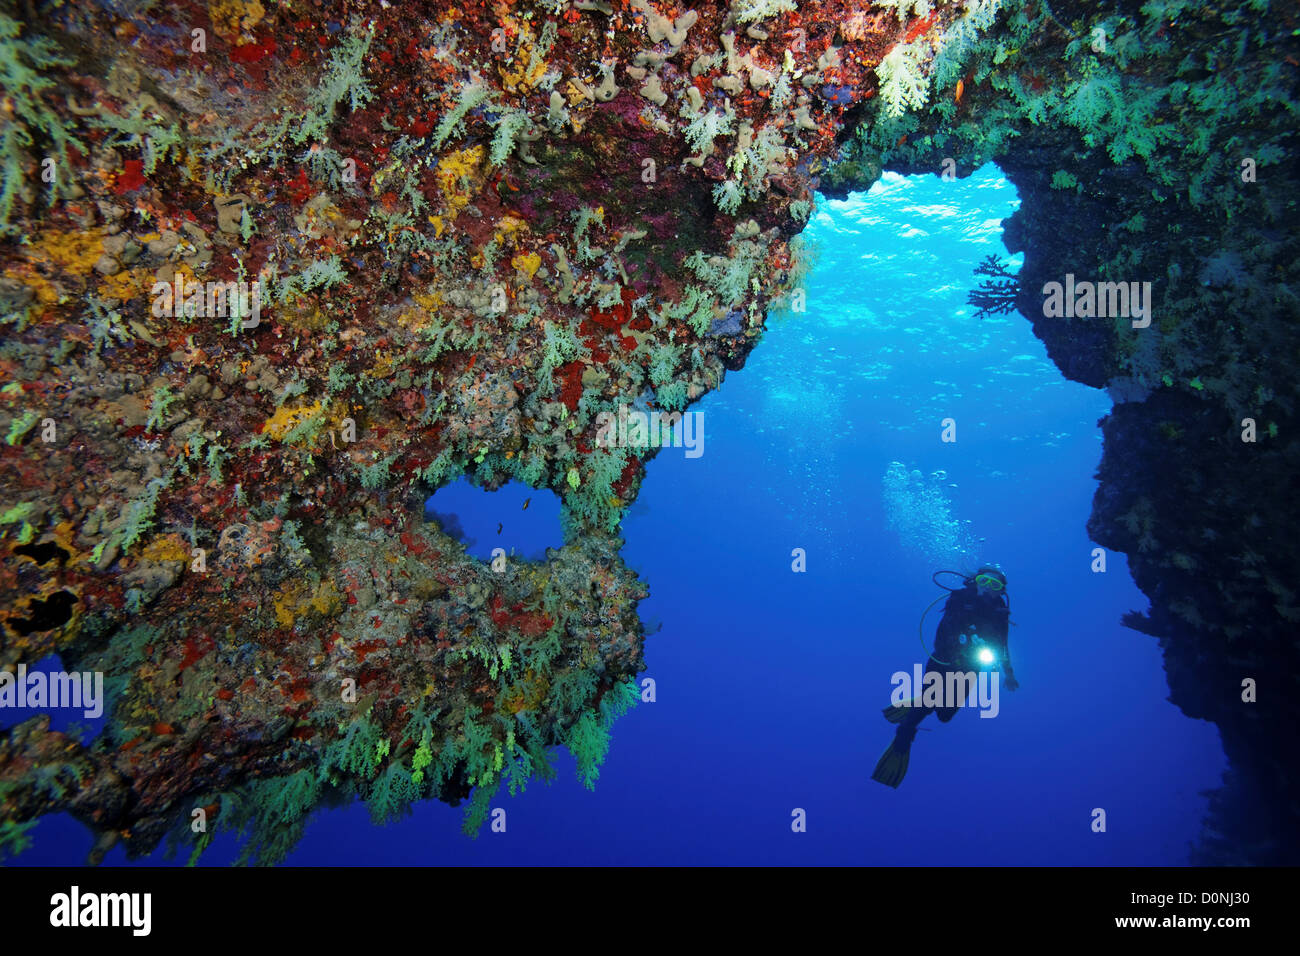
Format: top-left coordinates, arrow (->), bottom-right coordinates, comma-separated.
21,165 -> 1225,865
424,477 -> 564,562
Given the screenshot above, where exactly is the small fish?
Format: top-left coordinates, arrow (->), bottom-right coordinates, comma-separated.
955,79 -> 964,102
497,522 -> 503,535
522,497 -> 531,511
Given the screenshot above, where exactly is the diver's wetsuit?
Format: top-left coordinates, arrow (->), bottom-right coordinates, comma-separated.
873,577 -> 1015,787
901,581 -> 1012,727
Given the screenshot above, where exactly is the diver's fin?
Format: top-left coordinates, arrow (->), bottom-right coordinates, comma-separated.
883,698 -> 922,723
871,727 -> 917,788
871,742 -> 911,788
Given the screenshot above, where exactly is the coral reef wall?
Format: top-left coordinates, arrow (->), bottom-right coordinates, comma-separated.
0,0 -> 1295,863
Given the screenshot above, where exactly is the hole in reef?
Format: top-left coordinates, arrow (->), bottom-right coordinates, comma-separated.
8,590 -> 78,636
424,477 -> 562,562
0,652 -> 108,738
13,541 -> 71,566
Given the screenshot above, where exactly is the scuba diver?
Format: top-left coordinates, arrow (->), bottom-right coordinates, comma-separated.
871,567 -> 1018,788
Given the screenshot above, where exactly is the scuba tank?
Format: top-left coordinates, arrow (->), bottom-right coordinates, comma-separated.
918,569 -> 1010,666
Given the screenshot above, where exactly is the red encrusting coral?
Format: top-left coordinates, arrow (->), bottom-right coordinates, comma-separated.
904,12 -> 938,43
489,594 -> 552,638
178,634 -> 216,672
555,360 -> 585,411
114,159 -> 145,194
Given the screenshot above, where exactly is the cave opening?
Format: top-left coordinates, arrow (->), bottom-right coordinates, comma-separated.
611,162 -> 1227,864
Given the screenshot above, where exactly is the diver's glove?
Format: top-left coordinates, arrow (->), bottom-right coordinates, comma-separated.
1004,675 -> 1020,692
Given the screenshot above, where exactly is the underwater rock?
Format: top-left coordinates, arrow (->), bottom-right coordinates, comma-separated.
707,308 -> 745,338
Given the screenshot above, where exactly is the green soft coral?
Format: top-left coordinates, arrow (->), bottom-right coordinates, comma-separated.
488,108 -> 529,168
91,99 -> 182,175
294,20 -> 376,144
567,679 -> 639,790
564,445 -> 628,533
326,716 -> 385,782
5,409 -> 39,445
225,770 -> 321,866
366,763 -> 419,824
567,710 -> 610,791
410,734 -> 434,786
683,105 -> 734,156
432,79 -> 491,149
732,0 -> 798,24
539,320 -> 584,381
0,14 -> 85,233
118,475 -> 168,551
876,40 -> 932,118
0,819 -> 38,862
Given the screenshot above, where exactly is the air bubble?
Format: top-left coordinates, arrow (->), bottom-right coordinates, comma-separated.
882,462 -> 978,568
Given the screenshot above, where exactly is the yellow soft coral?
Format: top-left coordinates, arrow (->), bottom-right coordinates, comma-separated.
511,251 -> 541,280
499,22 -> 550,94
31,229 -> 103,274
262,401 -> 324,442
140,533 -> 191,564
272,579 -> 341,627
494,214 -> 527,247
208,0 -> 266,40
434,145 -> 485,219
2,230 -> 106,315
100,266 -> 150,303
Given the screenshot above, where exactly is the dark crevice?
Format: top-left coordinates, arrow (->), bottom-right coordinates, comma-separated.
7,591 -> 78,636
